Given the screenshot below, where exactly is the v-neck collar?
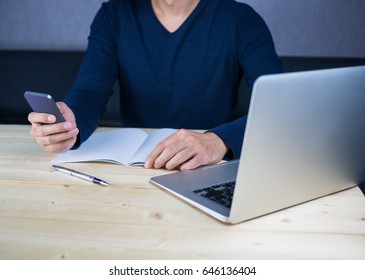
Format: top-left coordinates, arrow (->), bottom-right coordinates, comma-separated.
147,0 -> 206,36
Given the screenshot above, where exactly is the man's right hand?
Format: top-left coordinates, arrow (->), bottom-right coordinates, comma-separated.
28,102 -> 79,153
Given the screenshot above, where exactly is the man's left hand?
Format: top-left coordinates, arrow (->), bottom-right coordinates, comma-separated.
144,129 -> 228,170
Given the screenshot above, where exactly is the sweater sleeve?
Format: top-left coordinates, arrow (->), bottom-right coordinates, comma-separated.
210,6 -> 283,159
63,2 -> 119,147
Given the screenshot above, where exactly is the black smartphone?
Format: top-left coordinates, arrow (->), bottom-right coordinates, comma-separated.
24,91 -> 66,123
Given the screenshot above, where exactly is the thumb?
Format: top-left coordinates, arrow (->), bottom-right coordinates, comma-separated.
56,102 -> 76,124
56,101 -> 68,114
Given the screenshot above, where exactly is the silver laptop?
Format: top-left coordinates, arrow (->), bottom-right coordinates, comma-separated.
150,65 -> 365,224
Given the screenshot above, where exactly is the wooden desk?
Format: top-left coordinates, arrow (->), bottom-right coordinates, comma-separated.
0,125 -> 364,260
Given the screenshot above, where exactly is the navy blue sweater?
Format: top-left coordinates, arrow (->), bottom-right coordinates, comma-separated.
64,0 -> 282,159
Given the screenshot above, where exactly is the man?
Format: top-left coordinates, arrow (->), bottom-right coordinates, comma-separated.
28,0 -> 282,170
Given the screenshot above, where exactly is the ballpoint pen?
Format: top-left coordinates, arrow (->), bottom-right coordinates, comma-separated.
52,165 -> 109,186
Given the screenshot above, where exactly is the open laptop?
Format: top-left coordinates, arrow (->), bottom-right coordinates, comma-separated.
150,65 -> 365,224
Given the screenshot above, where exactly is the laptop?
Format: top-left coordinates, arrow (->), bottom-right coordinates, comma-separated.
150,65 -> 365,224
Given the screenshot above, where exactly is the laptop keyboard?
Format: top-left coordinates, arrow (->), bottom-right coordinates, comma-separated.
193,181 -> 236,208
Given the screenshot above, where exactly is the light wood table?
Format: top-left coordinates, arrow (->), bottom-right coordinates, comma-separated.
0,125 -> 364,259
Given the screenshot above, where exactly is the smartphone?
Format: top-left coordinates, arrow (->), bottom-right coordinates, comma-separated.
24,91 -> 66,123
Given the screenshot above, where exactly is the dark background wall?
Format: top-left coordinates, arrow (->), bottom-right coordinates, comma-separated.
0,0 -> 364,57
241,0 -> 365,58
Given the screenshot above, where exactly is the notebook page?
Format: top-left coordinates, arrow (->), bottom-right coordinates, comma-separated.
52,128 -> 148,165
128,128 -> 177,165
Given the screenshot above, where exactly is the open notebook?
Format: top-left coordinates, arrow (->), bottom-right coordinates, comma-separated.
52,128 -> 176,166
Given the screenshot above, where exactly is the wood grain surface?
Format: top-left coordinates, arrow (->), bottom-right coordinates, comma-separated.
0,125 -> 364,259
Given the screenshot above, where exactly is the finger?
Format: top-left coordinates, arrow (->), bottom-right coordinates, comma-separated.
31,122 -> 73,138
144,130 -> 188,168
144,136 -> 175,168
28,112 -> 56,125
149,131 -> 192,169
179,155 -> 204,171
148,142 -> 181,169
164,148 -> 195,170
153,143 -> 188,169
36,128 -> 78,146
56,101 -> 66,111
43,136 -> 78,153
56,102 -> 69,117
144,143 -> 164,168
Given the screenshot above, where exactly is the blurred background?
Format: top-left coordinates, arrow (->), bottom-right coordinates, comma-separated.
0,0 -> 364,57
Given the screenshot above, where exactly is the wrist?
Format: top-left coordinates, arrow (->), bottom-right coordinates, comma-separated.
204,131 -> 229,158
